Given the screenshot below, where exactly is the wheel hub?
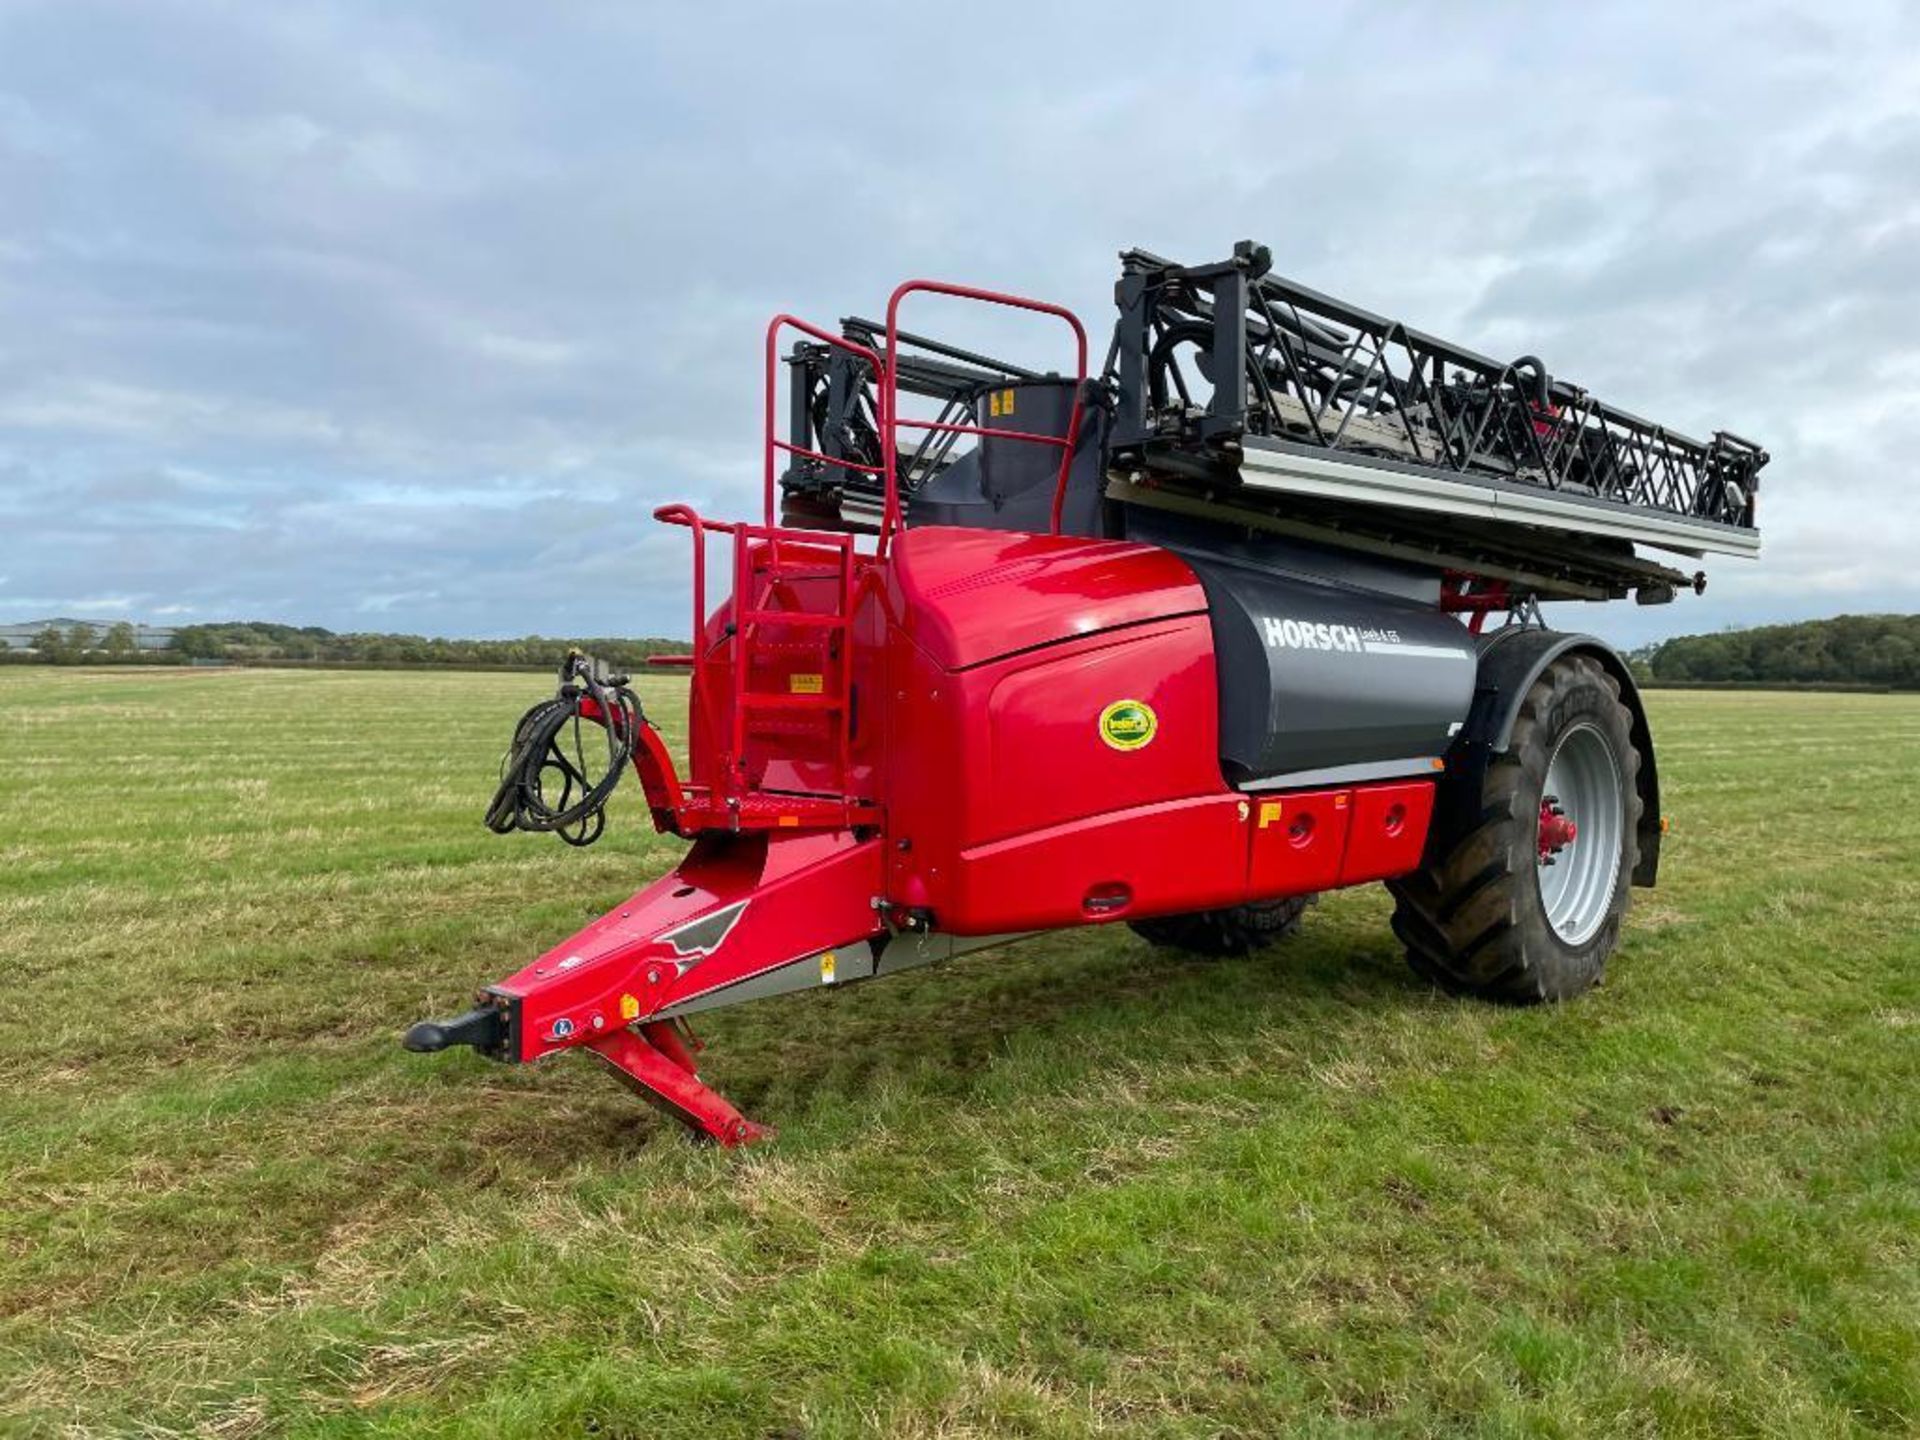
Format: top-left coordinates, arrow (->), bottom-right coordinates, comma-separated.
1534,722 -> 1623,946
1538,798 -> 1578,862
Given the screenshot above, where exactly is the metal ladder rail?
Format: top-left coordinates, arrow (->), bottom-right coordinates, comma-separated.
726,524 -> 861,812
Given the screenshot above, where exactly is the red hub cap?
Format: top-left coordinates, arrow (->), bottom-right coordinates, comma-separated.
1538,797 -> 1578,864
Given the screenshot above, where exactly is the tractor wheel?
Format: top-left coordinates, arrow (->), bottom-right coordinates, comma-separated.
1129,894 -> 1314,957
1389,653 -> 1641,1002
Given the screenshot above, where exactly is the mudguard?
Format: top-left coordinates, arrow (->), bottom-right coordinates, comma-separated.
1441,626 -> 1662,887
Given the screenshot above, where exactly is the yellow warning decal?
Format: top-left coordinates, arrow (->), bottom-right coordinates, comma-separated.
1099,698 -> 1158,751
1000,387 -> 1015,416
789,672 -> 824,694
619,993 -> 641,1021
1258,800 -> 1283,829
820,951 -> 837,984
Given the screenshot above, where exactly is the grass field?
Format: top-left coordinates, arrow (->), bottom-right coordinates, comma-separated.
1,669 -> 1915,1438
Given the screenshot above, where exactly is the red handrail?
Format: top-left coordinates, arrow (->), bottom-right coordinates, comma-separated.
651,281 -> 1086,823
765,315 -> 890,529
881,280 -> 1088,557
654,502 -> 736,642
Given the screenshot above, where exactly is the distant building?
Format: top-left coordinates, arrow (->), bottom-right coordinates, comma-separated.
0,618 -> 178,652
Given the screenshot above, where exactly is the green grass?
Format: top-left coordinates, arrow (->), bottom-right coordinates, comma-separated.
1,669 -> 1915,1438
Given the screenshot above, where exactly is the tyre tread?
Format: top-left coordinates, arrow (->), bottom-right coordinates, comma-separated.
1130,894 -> 1315,957
1388,651 -> 1641,1003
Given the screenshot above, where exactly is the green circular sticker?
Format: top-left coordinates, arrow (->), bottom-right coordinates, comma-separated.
1099,699 -> 1158,751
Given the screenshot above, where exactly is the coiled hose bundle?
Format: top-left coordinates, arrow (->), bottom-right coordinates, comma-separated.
485,652 -> 641,847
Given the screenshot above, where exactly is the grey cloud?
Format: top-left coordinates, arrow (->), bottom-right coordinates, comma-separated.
0,0 -> 1913,644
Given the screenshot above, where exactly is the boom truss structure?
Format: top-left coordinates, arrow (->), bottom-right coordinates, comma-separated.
777,241 -> 1769,605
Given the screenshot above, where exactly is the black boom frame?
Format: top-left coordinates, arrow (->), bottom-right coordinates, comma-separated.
774,241 -> 1769,602
1107,242 -> 1767,529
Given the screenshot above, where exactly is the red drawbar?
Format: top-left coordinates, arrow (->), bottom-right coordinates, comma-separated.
494,829 -> 885,1064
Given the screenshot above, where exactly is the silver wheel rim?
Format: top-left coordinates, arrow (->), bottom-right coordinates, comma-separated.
1536,721 -> 1623,946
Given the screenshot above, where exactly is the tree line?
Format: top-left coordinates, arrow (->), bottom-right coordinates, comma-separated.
16,621 -> 146,662
14,612 -> 1916,688
1631,614 -> 1919,689
6,620 -> 689,671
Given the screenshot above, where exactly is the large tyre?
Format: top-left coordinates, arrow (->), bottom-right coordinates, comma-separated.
1389,653 -> 1641,1002
1129,894 -> 1314,957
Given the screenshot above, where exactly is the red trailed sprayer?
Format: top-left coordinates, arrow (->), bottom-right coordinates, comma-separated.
407,244 -> 1767,1143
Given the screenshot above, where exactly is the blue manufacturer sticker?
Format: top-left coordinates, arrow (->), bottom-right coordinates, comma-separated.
551,1016 -> 575,1038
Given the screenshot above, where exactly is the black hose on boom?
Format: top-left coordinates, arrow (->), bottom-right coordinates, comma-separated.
485,652 -> 640,848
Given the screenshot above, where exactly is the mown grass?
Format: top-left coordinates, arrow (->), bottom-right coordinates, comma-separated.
0,669 -> 1915,1438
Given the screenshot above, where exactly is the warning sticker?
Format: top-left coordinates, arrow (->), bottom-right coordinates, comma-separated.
789,673 -> 824,694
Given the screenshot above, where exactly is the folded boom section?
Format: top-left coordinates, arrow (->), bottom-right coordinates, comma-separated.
777,240 -> 1768,602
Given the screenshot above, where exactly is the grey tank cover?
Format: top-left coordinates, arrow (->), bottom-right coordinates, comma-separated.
1178,551 -> 1479,790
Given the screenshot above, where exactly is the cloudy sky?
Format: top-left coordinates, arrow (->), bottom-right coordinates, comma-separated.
1,1 -> 1915,647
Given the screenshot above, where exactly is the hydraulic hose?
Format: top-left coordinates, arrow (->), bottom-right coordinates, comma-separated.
485,653 -> 640,847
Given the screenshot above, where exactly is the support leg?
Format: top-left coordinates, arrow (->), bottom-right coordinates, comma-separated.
586,1022 -> 770,1147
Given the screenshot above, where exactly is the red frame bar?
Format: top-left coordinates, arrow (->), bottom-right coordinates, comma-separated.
653,504 -> 725,796
765,314 -> 889,529
770,439 -> 888,476
893,416 -> 1072,451
882,280 -> 1087,557
1440,572 -> 1513,637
